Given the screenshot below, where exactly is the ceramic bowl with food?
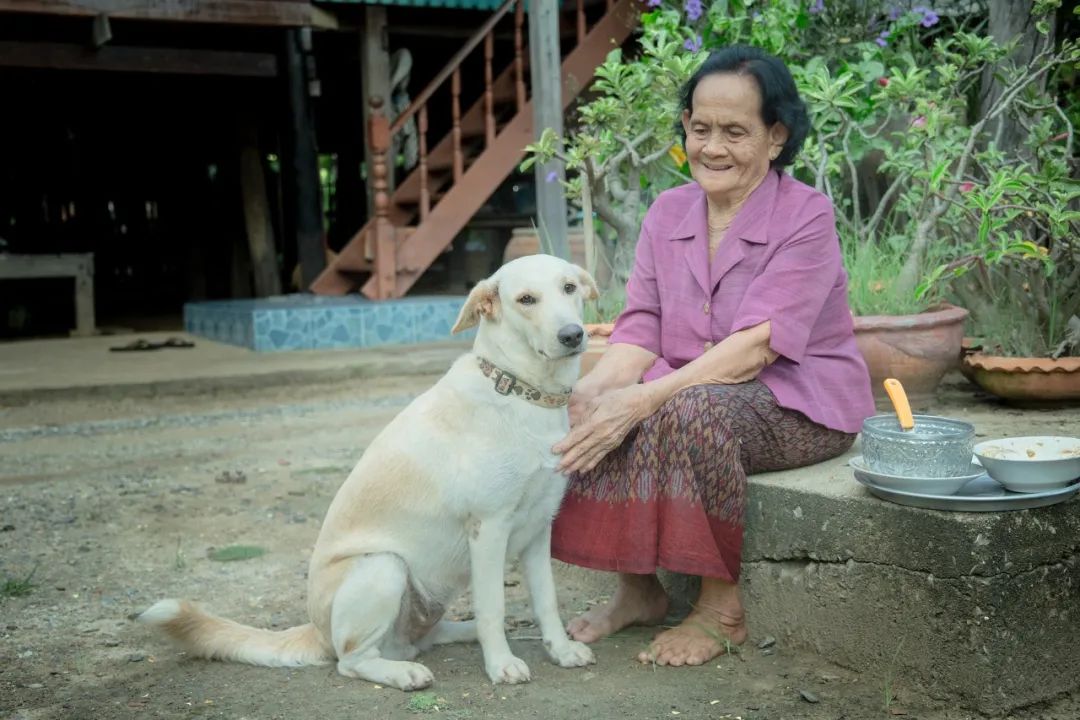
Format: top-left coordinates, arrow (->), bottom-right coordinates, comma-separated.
973,436 -> 1080,492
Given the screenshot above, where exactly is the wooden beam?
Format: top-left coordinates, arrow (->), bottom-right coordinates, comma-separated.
0,41 -> 277,76
240,123 -> 283,298
283,28 -> 327,290
0,0 -> 327,27
528,0 -> 569,260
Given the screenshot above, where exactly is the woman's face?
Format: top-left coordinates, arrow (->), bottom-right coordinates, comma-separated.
681,72 -> 789,206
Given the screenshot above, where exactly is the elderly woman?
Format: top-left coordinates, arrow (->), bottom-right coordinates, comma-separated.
550,45 -> 875,667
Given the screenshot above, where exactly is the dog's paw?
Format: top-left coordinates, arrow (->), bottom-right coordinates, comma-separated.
546,639 -> 597,668
385,662 -> 435,692
486,654 -> 532,685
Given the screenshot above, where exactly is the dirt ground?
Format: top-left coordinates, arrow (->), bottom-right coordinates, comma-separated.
1,371 -> 1078,720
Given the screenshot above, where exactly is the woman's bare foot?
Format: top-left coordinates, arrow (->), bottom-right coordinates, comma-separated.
566,573 -> 669,643
636,576 -> 747,666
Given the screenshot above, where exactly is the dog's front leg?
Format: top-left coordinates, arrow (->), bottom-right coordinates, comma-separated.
468,516 -> 530,684
521,526 -> 596,668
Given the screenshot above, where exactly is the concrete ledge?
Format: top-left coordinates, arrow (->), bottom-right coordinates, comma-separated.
742,446 -> 1079,715
0,332 -> 469,403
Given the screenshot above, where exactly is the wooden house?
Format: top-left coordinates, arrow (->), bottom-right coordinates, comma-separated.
0,0 -> 641,338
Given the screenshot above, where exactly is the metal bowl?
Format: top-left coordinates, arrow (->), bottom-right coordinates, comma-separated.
861,414 -> 975,479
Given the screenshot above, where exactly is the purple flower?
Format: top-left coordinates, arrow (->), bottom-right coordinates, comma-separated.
809,0 -> 825,14
647,0 -> 662,7
684,34 -> 702,52
920,9 -> 939,26
876,29 -> 890,47
684,0 -> 702,21
546,170 -> 558,183
888,6 -> 900,20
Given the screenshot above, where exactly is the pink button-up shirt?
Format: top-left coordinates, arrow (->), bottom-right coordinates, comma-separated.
609,171 -> 875,433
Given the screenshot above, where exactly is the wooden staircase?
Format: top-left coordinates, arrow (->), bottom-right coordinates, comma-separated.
311,0 -> 643,299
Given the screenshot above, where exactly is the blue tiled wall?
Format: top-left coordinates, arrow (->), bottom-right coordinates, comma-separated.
184,294 -> 475,352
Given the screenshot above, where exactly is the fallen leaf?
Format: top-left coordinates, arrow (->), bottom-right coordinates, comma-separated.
208,545 -> 266,562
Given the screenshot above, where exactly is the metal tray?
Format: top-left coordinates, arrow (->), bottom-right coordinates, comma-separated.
854,473 -> 1080,512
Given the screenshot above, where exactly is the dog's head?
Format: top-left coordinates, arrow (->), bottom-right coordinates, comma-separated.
451,254 -> 599,360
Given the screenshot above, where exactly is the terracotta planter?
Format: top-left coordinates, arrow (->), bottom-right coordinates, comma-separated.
580,323 -> 614,378
962,352 -> 1080,405
853,303 -> 969,407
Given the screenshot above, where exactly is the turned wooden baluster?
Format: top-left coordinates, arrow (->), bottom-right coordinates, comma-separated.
451,67 -> 464,181
368,96 -> 396,299
419,105 -> 430,220
514,0 -> 526,112
576,0 -> 586,45
484,31 -> 495,147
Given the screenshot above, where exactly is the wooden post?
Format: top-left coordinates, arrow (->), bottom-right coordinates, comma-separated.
369,96 -> 397,299
240,123 -> 283,297
361,6 -> 392,219
527,0 -> 569,261
283,27 -> 326,290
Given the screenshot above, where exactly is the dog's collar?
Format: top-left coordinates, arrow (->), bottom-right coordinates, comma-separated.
476,356 -> 571,409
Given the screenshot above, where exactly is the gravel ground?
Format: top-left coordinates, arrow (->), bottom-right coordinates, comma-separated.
1,373 -> 1077,720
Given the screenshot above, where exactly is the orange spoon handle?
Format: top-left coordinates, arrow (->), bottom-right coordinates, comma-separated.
883,378 -> 915,431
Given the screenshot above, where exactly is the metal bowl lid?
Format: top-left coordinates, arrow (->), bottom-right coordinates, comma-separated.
862,414 -> 975,440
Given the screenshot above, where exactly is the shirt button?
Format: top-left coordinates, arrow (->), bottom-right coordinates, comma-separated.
704,341 -> 714,351
703,302 -> 711,315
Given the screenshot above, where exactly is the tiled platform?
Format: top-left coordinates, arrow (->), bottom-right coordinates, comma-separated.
183,294 -> 474,352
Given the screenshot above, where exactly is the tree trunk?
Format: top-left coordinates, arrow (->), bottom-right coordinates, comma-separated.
980,0 -> 1054,154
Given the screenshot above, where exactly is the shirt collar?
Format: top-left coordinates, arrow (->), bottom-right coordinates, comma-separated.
665,169 -> 781,245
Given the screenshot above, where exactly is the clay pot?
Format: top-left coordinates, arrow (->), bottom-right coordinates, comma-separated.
580,323 -> 614,378
853,303 -> 969,407
504,227 -> 588,266
961,352 -> 1080,406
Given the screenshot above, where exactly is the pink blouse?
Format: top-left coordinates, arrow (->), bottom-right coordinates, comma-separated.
608,171 -> 875,433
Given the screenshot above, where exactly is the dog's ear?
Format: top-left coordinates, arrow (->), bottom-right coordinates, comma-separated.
452,279 -> 500,333
575,267 -> 599,301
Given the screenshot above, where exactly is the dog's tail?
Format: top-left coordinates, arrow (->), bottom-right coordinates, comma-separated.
137,599 -> 333,667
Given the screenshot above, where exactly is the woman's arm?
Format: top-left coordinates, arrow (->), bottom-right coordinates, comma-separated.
568,342 -> 656,425
638,320 -> 778,417
556,322 -> 776,473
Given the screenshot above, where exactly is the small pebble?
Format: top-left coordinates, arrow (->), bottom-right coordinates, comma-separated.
761,647 -> 775,656
800,690 -> 820,704
105,639 -> 120,647
757,636 -> 776,649
6,624 -> 16,630
26,683 -> 44,689
127,652 -> 146,663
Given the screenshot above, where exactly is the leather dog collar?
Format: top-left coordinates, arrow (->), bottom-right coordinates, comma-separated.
476,356 -> 571,409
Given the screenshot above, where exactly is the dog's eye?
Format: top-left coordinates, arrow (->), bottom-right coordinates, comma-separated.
564,283 -> 577,294
517,294 -> 536,305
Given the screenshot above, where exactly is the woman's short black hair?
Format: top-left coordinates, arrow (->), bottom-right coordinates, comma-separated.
678,45 -> 810,168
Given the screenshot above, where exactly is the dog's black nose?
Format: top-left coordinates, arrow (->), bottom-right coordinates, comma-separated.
557,324 -> 585,348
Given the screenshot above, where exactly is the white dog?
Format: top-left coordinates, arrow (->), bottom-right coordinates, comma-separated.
139,254 -> 599,691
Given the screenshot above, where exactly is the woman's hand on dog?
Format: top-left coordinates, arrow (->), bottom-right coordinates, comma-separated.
554,385 -> 652,474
